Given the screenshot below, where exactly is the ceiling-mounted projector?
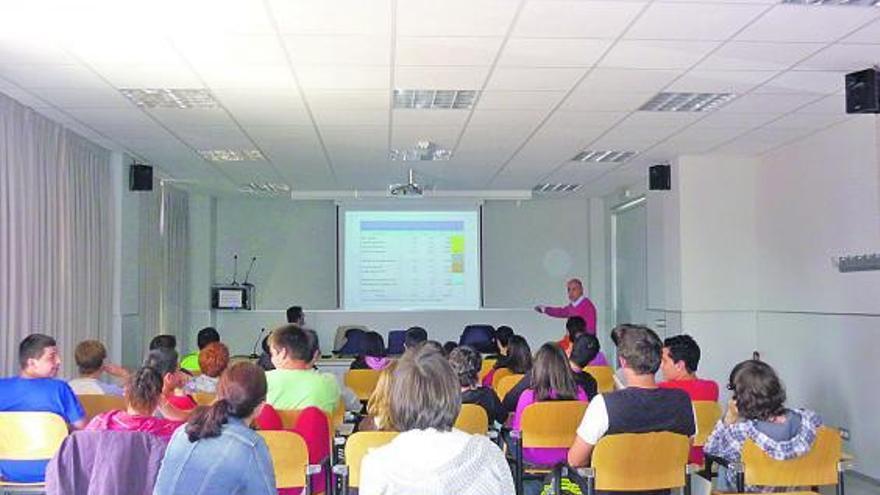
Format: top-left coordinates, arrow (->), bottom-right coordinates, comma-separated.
389,169 -> 423,197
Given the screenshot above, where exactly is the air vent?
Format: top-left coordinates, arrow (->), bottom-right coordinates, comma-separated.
639,92 -> 736,112
390,140 -> 451,161
198,149 -> 265,162
119,89 -> 218,109
572,150 -> 637,163
393,89 -> 479,110
533,183 -> 582,194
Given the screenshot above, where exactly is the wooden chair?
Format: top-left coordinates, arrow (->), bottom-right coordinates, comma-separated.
76,394 -> 126,423
258,430 -> 322,494
478,359 -> 497,382
495,374 -> 524,402
575,431 -> 691,495
583,366 -> 615,393
692,401 -> 721,450
490,367 -> 513,392
454,404 -> 489,435
344,370 -> 381,402
732,426 -> 849,495
0,412 -> 69,493
511,401 -> 588,495
333,431 -> 398,495
192,392 -> 216,406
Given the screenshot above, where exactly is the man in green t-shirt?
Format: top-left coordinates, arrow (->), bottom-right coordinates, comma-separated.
266,324 -> 340,414
180,327 -> 220,373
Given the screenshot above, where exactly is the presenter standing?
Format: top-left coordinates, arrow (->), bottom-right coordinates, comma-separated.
535,278 -> 597,350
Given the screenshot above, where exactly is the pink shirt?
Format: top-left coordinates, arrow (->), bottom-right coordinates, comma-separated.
85,410 -> 182,442
544,296 -> 597,334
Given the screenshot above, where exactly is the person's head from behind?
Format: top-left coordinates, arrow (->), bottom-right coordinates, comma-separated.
566,316 -> 587,342
404,326 -> 428,349
269,324 -> 312,369
199,342 -> 230,379
286,306 -> 304,325
532,343 -> 578,401
442,341 -> 458,356
196,327 -> 220,350
19,333 -> 61,378
304,328 -> 321,365
74,340 -> 107,377
505,335 -> 533,374
144,347 -> 181,394
448,345 -> 481,389
566,278 -> 584,302
362,331 -> 387,358
729,360 -> 786,421
149,334 -> 177,351
661,334 -> 701,381
391,345 -> 461,432
569,333 -> 600,368
185,362 -> 267,441
611,324 -> 662,378
126,366 -> 164,417
366,360 -> 398,431
495,326 -> 514,355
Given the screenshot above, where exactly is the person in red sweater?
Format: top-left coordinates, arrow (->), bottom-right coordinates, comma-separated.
658,334 -> 719,464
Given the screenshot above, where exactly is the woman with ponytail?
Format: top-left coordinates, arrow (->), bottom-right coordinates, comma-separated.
153,362 -> 276,495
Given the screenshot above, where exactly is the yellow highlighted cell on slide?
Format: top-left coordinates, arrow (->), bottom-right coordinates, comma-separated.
450,235 -> 464,253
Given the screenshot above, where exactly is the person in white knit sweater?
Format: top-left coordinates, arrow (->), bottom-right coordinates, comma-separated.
359,345 -> 514,495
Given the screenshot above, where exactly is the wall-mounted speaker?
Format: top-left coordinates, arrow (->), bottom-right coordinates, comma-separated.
129,164 -> 153,191
649,164 -> 671,191
845,68 -> 880,114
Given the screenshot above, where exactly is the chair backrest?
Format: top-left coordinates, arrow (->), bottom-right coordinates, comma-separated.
742,426 -> 841,487
454,404 -> 489,435
192,393 -> 216,406
478,359 -> 497,382
387,330 -> 406,355
459,324 -> 496,353
495,374 -> 524,400
0,412 -> 68,460
491,367 -> 514,390
520,401 -> 588,448
344,431 -> 398,488
584,366 -> 615,393
276,408 -> 302,429
77,394 -> 127,423
335,326 -> 369,355
258,430 -> 310,489
592,432 -> 690,491
692,401 -> 722,447
331,399 -> 345,429
345,369 -> 382,401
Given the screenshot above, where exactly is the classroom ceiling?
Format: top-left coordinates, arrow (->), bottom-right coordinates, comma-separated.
0,0 -> 878,197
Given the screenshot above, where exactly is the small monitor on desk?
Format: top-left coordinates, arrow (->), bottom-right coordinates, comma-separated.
211,285 -> 253,310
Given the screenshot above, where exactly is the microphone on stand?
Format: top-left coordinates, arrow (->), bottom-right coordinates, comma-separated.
231,254 -> 239,286
242,257 -> 257,286
251,327 -> 267,359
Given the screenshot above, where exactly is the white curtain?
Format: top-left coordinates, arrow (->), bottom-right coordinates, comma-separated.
0,91 -> 114,378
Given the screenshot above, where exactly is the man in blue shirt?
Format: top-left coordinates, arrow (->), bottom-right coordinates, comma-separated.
0,333 -> 85,483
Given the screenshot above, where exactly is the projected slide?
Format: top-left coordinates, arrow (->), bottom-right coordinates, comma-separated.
343,210 -> 481,310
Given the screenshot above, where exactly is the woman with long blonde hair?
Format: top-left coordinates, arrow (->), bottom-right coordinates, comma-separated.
359,360 -> 398,431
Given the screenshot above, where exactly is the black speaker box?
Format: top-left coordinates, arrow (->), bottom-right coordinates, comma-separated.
129,164 -> 153,191
649,164 -> 671,191
845,68 -> 880,114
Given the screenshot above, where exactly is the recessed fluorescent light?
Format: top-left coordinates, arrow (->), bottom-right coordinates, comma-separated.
572,150 -> 637,163
119,89 -> 218,109
240,182 -> 290,195
639,92 -> 736,112
781,0 -> 879,6
393,89 -> 479,110
390,140 -> 452,161
198,149 -> 265,162
533,183 -> 582,193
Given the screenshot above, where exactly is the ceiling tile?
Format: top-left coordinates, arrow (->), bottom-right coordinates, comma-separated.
0,38 -> 78,65
513,1 -> 646,39
735,4 -> 880,43
755,70 -> 844,95
842,18 -> 880,44
697,41 -> 824,71
71,36 -> 182,66
295,66 -> 390,90
167,0 -> 275,35
666,70 -> 776,94
147,108 -> 236,128
695,111 -> 778,129
397,0 -> 518,37
71,108 -> 158,128
174,125 -> 253,149
719,93 -> 822,114
498,38 -> 612,67
577,68 -> 682,93
477,91 -> 566,111
486,67 -> 585,91
285,35 -> 390,66
312,108 -> 388,127
795,94 -> 846,114
561,91 -> 655,112
270,0 -> 391,35
763,112 -> 850,131
395,66 -> 489,89
391,125 -> 461,149
393,110 -> 469,127
599,40 -> 721,70
467,109 -> 547,129
396,37 -> 504,67
625,3 -> 768,41
92,64 -> 205,88
213,88 -> 310,126
305,90 -> 389,110
797,43 -> 880,71
543,111 -> 627,130
198,65 -> 297,89
0,64 -> 110,89
29,88 -> 132,109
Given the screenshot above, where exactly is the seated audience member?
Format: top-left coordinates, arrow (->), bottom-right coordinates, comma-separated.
144,347 -> 195,420
152,362 -> 275,495
179,327 -> 220,373
286,305 -> 305,325
563,317 -> 608,365
184,342 -> 229,394
0,334 -> 86,483
358,361 -> 398,432
266,324 -> 340,414
704,360 -> 822,492
448,346 -> 506,426
567,334 -> 600,400
492,326 -> 514,361
86,366 -> 183,441
149,334 -> 177,351
659,334 -> 719,464
568,325 -> 695,469
443,341 -> 458,356
403,326 -> 428,350
256,334 -> 275,371
350,331 -> 391,371
512,343 -> 589,470
359,346 -> 514,495
483,334 -> 532,389
68,340 -> 128,396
